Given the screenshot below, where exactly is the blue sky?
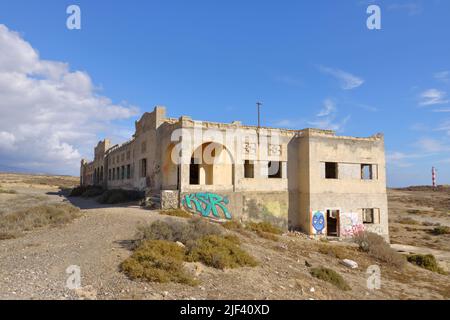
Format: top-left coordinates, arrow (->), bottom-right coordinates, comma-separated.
0,0 -> 449,186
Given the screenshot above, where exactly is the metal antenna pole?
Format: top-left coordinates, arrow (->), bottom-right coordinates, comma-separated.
256,101 -> 262,128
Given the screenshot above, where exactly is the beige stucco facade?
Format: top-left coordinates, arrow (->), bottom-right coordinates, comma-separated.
81,106 -> 389,240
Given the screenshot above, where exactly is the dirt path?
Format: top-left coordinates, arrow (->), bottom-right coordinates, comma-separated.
0,203 -> 159,299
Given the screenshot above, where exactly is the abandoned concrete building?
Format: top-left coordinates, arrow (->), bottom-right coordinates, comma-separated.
80,106 -> 389,240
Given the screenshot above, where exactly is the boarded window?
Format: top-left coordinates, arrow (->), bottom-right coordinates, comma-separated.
362,208 -> 380,224
244,160 -> 254,178
325,162 -> 338,179
268,161 -> 282,178
361,164 -> 373,180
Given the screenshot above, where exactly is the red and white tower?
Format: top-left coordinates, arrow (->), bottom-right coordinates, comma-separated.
432,166 -> 436,188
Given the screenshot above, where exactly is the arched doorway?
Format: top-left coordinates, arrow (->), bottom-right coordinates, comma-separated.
189,142 -> 234,186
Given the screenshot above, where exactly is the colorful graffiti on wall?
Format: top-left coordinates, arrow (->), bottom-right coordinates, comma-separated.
182,193 -> 232,220
311,211 -> 326,235
340,212 -> 365,237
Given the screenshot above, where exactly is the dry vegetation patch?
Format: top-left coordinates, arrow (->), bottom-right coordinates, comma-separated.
0,203 -> 81,239
354,231 -> 406,268
122,218 -> 258,284
159,209 -> 192,219
407,254 -> 447,275
310,267 -> 351,291
120,240 -> 198,285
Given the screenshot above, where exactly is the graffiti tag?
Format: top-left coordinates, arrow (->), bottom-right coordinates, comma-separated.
311,211 -> 325,235
341,212 -> 365,237
182,193 -> 232,220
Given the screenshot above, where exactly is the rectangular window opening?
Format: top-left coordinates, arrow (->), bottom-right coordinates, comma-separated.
244,160 -> 254,178
268,161 -> 282,179
361,164 -> 373,180
325,162 -> 338,179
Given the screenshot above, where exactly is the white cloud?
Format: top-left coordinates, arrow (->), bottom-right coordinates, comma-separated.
416,138 -> 450,153
316,99 -> 336,117
419,89 -> 449,106
434,70 -> 449,83
308,99 -> 350,132
0,24 -> 139,175
319,66 -> 364,90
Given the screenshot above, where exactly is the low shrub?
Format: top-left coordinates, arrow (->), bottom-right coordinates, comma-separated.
431,226 -> 450,235
396,217 -> 420,225
222,220 -> 244,231
0,204 -> 81,239
310,267 -> 351,291
81,186 -> 104,198
137,218 -> 223,245
255,230 -> 279,241
97,189 -> 143,204
407,254 -> 447,274
353,231 -> 406,268
120,240 -> 197,285
318,244 -> 348,260
187,234 -> 258,269
159,209 -> 192,219
69,186 -> 88,197
246,221 -> 283,235
0,188 -> 17,194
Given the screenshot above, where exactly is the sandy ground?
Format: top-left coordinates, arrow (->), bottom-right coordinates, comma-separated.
0,173 -> 449,300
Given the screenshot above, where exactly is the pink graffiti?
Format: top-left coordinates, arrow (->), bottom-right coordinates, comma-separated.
342,224 -> 365,237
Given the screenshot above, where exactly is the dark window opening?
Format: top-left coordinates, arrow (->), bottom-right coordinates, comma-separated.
189,157 -> 199,185
326,209 -> 339,237
141,159 -> 147,177
112,168 -> 116,180
325,162 -> 338,179
127,164 -> 131,179
108,169 -> 111,181
268,161 -> 282,178
361,164 -> 373,180
244,160 -> 254,178
121,166 -> 125,180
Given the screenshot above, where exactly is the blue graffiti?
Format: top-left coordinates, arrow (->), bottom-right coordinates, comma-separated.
182,193 -> 232,220
312,211 -> 325,234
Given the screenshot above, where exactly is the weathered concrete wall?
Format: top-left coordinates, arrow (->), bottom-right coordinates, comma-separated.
179,190 -> 290,229
81,106 -> 389,239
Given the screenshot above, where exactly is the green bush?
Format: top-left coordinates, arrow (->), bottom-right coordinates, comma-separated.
246,221 -> 283,235
310,267 -> 351,291
407,254 -> 447,274
187,234 -> 258,269
97,189 -> 143,204
121,240 -> 197,285
354,231 -> 406,268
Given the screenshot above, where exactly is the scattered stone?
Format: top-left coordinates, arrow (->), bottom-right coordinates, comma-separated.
340,259 -> 358,269
175,241 -> 185,248
310,287 -> 315,293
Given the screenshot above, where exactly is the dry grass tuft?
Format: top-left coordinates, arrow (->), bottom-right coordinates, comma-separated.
0,203 -> 81,239
318,244 -> 350,260
431,226 -> 450,235
159,209 -> 192,219
310,267 -> 351,291
187,234 -> 258,269
121,240 -> 198,285
246,221 -> 283,235
354,231 -> 406,268
407,254 -> 447,275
